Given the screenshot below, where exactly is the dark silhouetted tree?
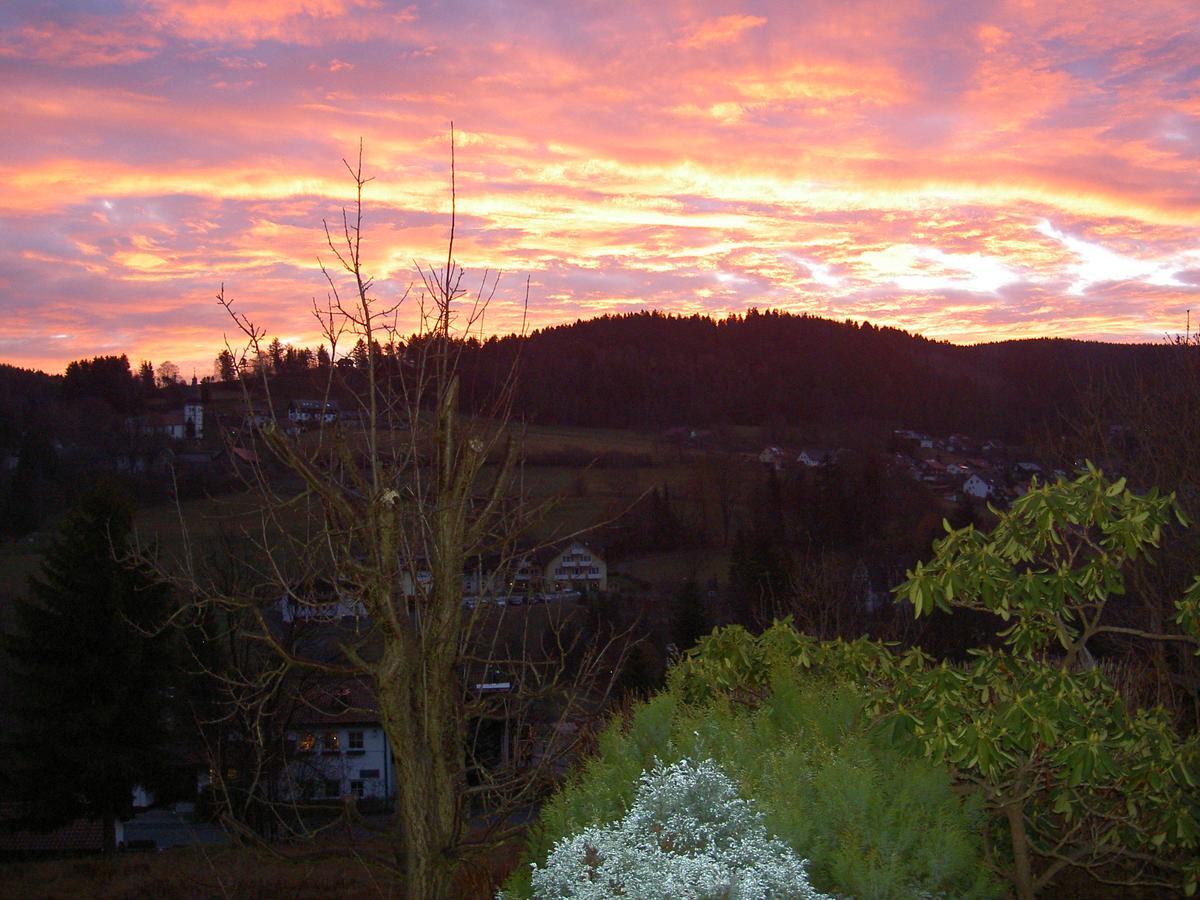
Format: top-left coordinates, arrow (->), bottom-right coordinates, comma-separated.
155,360 -> 180,387
1,485 -> 173,853
138,359 -> 156,396
214,349 -> 238,382
62,354 -> 136,413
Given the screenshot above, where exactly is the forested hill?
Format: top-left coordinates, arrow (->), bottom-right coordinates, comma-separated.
0,311 -> 1176,444
463,310 -> 1168,439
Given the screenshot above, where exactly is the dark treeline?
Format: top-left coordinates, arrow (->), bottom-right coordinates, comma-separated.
2,310 -> 1175,441
226,310 -> 1167,439
454,310 -> 1165,439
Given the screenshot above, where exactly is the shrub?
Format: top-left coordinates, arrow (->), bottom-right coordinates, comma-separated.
516,758 -> 831,900
502,658 -> 998,899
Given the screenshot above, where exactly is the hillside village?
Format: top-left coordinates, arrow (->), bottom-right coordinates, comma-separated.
759,427 -> 1054,508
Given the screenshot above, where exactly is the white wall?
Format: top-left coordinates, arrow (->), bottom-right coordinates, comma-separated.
284,725 -> 392,801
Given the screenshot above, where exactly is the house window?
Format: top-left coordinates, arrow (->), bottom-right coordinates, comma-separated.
324,779 -> 340,798
297,733 -> 315,753
348,730 -> 364,751
359,769 -> 380,779
350,780 -> 364,798
322,732 -> 340,753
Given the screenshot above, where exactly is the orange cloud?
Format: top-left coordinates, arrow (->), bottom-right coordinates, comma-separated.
0,0 -> 1198,376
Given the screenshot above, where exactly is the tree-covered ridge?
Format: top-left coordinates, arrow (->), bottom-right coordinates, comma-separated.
2,309 -> 1183,443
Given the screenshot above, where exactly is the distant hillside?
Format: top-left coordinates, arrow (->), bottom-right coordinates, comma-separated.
0,312 -> 1175,446
460,311 -> 1167,440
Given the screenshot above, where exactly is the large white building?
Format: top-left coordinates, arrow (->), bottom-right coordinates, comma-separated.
542,541 -> 607,592
284,720 -> 394,801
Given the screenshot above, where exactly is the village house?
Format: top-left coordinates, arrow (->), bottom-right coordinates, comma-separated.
126,380 -> 206,441
542,541 -> 607,593
0,804 -> 126,857
287,399 -> 339,425
758,446 -> 786,471
280,592 -> 368,624
962,473 -> 993,499
283,684 -> 394,803
471,542 -> 608,601
797,448 -> 830,467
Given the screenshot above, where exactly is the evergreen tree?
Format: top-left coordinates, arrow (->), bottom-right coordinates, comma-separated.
1,485 -> 173,852
138,359 -> 156,396
214,349 -> 237,382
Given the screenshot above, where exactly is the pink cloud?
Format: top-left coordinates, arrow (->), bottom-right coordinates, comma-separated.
139,0 -> 417,45
0,18 -> 162,66
0,0 -> 1197,374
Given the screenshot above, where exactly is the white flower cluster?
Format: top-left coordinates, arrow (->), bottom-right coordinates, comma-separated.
522,758 -> 833,899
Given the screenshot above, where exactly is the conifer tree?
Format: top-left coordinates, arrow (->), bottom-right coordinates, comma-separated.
1,485 -> 173,853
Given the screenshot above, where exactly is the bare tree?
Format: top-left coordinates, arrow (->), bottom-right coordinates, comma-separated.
154,137 -> 626,896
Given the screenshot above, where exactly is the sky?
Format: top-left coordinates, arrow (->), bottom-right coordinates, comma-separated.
1,1 -> 1198,376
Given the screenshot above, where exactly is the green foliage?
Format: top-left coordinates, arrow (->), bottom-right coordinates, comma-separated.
510,467 -> 1200,898
665,618 -> 919,707
504,640 -> 998,900
890,465 -> 1200,897
876,650 -> 1200,893
896,462 -> 1191,661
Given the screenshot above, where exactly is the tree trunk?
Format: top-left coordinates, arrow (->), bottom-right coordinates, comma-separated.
378,645 -> 464,899
1004,799 -> 1036,900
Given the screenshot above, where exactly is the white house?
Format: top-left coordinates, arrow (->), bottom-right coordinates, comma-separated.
244,406 -> 273,429
543,541 -> 607,592
284,721 -> 394,802
288,399 -> 339,424
962,474 -> 992,499
279,592 -> 367,623
183,396 -> 204,439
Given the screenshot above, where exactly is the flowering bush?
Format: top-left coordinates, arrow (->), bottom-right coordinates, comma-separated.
517,758 -> 831,900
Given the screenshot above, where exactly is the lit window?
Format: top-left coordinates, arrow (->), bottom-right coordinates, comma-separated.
322,732 -> 340,752
298,733 -> 315,752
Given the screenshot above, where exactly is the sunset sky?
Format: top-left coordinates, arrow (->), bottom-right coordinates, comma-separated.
1,1 -> 1198,376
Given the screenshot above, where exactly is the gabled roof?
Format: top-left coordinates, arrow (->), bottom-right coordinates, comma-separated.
0,805 -> 109,853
